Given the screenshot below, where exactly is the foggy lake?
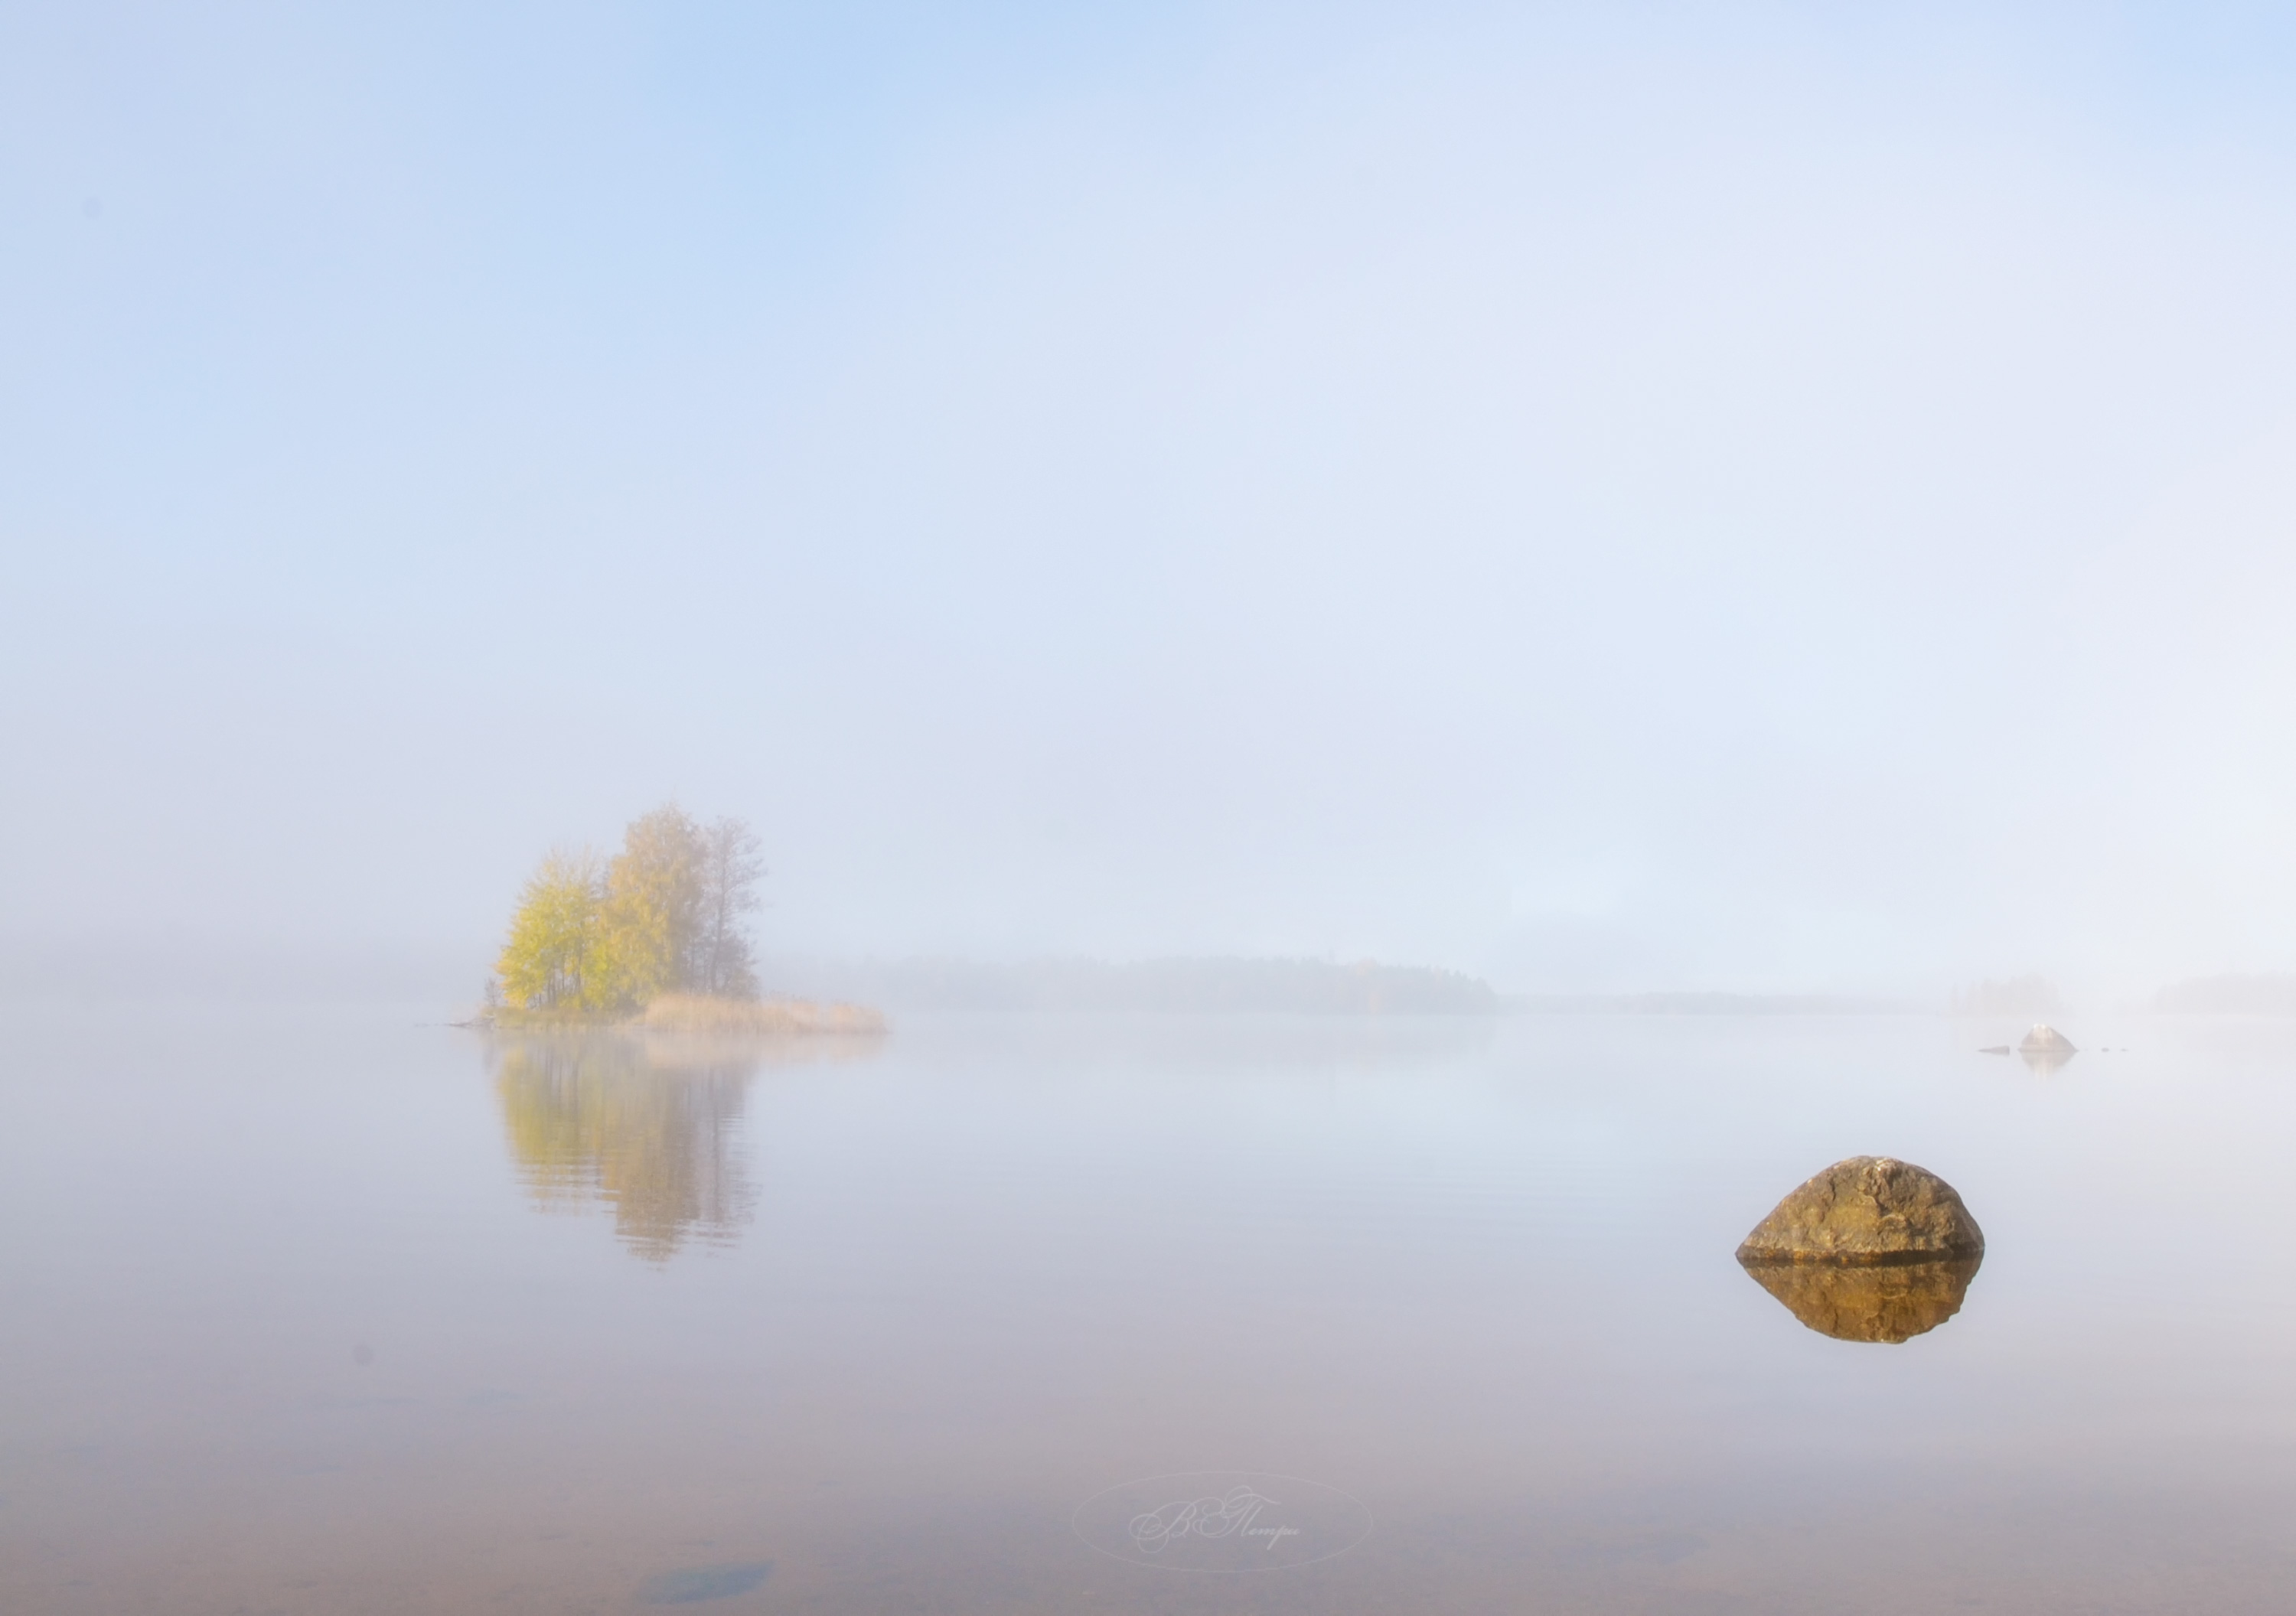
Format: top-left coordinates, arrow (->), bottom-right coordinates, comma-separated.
20,5 -> 2296,1613
6,1006 -> 2294,1614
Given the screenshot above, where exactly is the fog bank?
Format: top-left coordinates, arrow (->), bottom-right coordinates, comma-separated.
8,4 -> 2296,1000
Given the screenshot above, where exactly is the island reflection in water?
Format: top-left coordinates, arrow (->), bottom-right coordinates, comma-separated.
1739,1253 -> 1985,1343
488,1032 -> 877,1261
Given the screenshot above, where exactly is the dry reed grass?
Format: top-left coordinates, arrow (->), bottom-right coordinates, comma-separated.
634,992 -> 888,1037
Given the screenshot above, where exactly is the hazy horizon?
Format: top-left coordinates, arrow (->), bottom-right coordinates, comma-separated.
13,3 -> 2296,1004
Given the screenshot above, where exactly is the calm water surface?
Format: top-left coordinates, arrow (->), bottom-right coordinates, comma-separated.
5,1007 -> 2296,1613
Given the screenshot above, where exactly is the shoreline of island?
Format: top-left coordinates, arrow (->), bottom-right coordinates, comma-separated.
465,991 -> 888,1037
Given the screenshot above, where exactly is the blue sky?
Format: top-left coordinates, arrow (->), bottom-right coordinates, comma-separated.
10,2 -> 2296,997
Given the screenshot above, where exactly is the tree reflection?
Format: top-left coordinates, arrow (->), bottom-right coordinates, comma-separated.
490,1034 -> 761,1262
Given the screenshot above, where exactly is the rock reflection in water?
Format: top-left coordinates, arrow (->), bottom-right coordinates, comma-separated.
2018,1024 -> 2077,1077
490,1035 -> 765,1262
1739,1254 -> 1984,1343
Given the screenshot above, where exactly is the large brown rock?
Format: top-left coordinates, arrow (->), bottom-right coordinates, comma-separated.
1742,1255 -> 1981,1343
1735,1155 -> 1985,1264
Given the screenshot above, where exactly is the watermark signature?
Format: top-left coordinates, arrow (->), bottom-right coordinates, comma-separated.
1129,1485 -> 1300,1554
1074,1471 -> 1371,1572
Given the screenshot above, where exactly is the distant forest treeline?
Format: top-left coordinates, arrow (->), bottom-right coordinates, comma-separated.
1506,992 -> 1922,1015
1949,974 -> 2064,1017
2152,974 -> 2296,1014
762,956 -> 1500,1015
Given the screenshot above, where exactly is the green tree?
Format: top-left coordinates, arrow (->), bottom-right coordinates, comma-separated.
495,849 -> 607,1010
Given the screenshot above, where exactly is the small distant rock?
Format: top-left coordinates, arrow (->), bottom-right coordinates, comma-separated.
1978,1044 -> 2011,1055
2019,1024 -> 2075,1054
1736,1156 -> 1985,1264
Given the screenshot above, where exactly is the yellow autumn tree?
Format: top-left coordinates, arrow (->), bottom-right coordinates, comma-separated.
495,849 -> 608,1011
594,804 -> 703,1008
494,803 -> 765,1018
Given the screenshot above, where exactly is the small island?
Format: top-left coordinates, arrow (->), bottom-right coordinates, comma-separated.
479,803 -> 884,1035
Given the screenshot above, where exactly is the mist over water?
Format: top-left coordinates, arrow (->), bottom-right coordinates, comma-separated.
8,1005 -> 2296,1613
9,4 -> 2296,998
